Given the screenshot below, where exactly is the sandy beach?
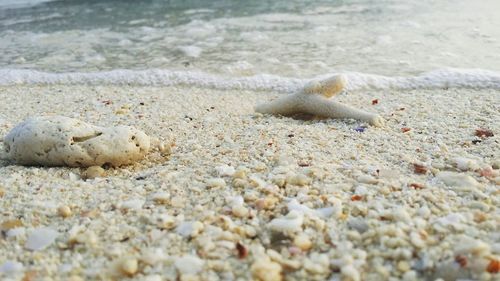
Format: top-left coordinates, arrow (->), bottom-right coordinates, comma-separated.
0,85 -> 498,280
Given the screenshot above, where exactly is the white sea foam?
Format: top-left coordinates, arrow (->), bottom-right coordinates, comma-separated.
0,68 -> 499,92
0,0 -> 55,9
178,45 -> 203,58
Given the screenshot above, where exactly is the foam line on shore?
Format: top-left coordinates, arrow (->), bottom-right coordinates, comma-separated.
1,68 -> 499,92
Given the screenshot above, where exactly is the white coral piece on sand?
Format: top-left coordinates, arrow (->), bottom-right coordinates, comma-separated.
3,116 -> 150,167
255,74 -> 384,126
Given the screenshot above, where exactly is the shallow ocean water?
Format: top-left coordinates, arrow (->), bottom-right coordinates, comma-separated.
1,0 -> 500,85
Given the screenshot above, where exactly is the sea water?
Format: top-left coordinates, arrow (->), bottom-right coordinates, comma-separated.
1,0 -> 500,90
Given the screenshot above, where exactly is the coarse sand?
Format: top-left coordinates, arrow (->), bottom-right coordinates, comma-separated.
0,85 -> 499,281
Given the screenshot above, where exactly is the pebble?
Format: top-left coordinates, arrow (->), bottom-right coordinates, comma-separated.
68,226 -> 98,246
468,201 -> 490,212
57,205 -> 72,218
492,159 -> 500,169
174,255 -> 205,275
6,227 -> 25,238
206,178 -> 226,188
410,232 -> 426,248
155,214 -> 176,229
170,195 -> 185,208
378,169 -> 400,179
436,171 -> 479,191
251,257 -> 283,281
176,221 -> 204,237
454,157 -> 480,171
151,192 -> 170,204
232,167 -> 248,179
25,227 -> 59,251
157,141 -> 172,155
397,260 -> 411,272
268,211 -> 304,232
216,165 -> 235,177
0,260 -> 24,274
232,205 -> 248,218
1,219 -> 23,231
82,166 -> 106,179
120,199 -> 145,210
141,249 -> 166,265
341,264 -> 360,281
357,175 -> 378,184
144,275 -> 162,281
402,271 -> 418,281
293,234 -> 312,251
118,258 -> 138,276
455,236 -> 490,256
286,173 -> 311,186
347,218 -> 369,234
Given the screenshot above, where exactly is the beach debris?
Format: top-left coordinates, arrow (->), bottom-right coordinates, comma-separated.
436,171 -> 479,191
176,221 -> 204,237
57,205 -> 72,218
206,178 -> 226,188
357,174 -> 378,184
293,234 -> 312,251
236,242 -> 249,259
354,126 -> 366,132
454,157 -> 480,171
351,195 -> 363,201
287,199 -> 335,218
401,127 -> 411,133
3,116 -> 150,167
478,166 -> 495,178
174,255 -> 205,276
413,163 -> 428,174
215,165 -> 236,177
286,173 -> 311,186
255,75 -> 384,126
1,219 -> 23,231
409,183 -> 425,190
487,259 -> 500,273
68,226 -> 98,247
230,196 -> 249,218
25,227 -> 59,251
475,128 -> 493,138
119,199 -> 145,211
268,210 -> 304,232
251,256 -> 283,281
455,255 -> 468,267
371,99 -> 379,105
118,258 -> 139,277
82,166 -> 106,179
151,192 -> 170,204
0,261 -> 24,275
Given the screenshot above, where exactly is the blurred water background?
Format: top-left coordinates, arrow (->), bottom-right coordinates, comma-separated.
1,0 -> 499,84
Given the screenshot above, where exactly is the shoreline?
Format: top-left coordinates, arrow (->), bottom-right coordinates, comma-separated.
0,85 -> 499,280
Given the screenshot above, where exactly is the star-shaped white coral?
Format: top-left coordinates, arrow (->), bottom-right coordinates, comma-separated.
255,75 -> 384,127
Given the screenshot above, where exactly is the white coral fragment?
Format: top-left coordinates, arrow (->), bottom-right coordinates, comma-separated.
255,75 -> 384,126
4,116 -> 150,167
